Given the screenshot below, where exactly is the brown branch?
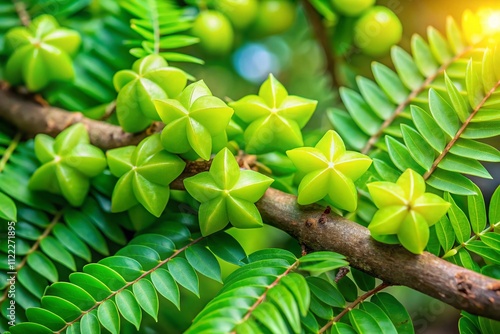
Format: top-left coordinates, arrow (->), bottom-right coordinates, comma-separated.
302,0 -> 339,87
255,188 -> 500,321
13,0 -> 30,27
1,88 -> 500,321
0,89 -> 159,150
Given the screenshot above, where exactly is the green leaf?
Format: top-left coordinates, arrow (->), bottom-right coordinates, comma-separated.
116,245 -> 160,270
411,34 -> 438,77
466,59 -> 484,109
349,308 -> 383,333
252,302 -> 288,334
64,209 -> 108,255
444,72 -> 469,122
268,285 -> 301,333
0,192 -> 16,221
26,308 -> 66,331
331,322 -> 357,334
445,193 -> 472,244
426,169 -> 477,196
17,266 -> 47,299
400,124 -> 434,170
168,257 -> 199,297
391,46 -> 423,90
357,76 -> 394,120
46,282 -> 96,310
116,289 -> 142,330
327,108 -> 370,151
468,185 -> 487,234
481,233 -> 500,251
428,88 -> 460,137
438,154 -> 491,179
427,26 -> 452,64
435,216 -> 455,253
465,241 -> 500,265
53,224 -> 91,261
371,292 -> 414,333
9,323 -> 53,334
80,312 -> 100,334
100,254 -> 144,282
41,295 -> 82,322
385,136 -> 425,173
69,272 -> 112,301
83,263 -> 127,291
372,62 -> 409,104
207,232 -> 246,265
410,105 -> 446,152
130,234 -> 175,258
449,138 -> 500,162
359,302 -> 398,334
489,186 -> 500,224
40,236 -> 76,270
132,279 -> 159,321
340,87 -> 382,135
299,251 -> 348,273
281,273 -> 310,317
27,251 -> 58,282
351,268 -> 376,291
306,277 -> 345,308
151,268 -> 180,309
185,244 -> 222,282
98,299 -> 120,334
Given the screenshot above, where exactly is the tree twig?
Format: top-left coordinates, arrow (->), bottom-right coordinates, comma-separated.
301,0 -> 339,87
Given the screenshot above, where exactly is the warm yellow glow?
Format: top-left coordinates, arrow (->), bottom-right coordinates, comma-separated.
478,8 -> 500,34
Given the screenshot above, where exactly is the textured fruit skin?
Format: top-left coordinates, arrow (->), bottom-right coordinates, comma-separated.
216,0 -> 259,30
154,80 -> 234,160
106,134 -> 185,217
4,15 -> 81,91
184,148 -> 273,236
113,55 -> 187,133
29,124 -> 106,206
286,130 -> 372,211
192,10 -> 234,56
367,169 -> 450,254
230,74 -> 317,154
250,0 -> 296,37
353,6 -> 403,56
331,0 -> 375,17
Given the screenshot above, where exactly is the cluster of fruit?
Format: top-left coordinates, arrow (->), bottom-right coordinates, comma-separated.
330,0 -> 403,56
191,0 -> 296,56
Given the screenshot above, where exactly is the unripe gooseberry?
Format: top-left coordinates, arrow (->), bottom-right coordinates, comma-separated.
250,0 -> 296,37
353,6 -> 403,57
192,10 -> 234,56
331,0 -> 375,17
216,0 -> 259,30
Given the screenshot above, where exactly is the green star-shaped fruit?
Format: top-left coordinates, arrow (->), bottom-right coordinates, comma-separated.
107,134 -> 186,217
367,169 -> 451,254
5,14 -> 81,91
154,80 -> 234,160
29,123 -> 106,206
287,130 -> 372,211
114,54 -> 188,133
183,148 -> 273,235
230,73 -> 317,154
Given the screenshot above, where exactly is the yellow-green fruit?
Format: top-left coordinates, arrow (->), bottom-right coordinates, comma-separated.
216,0 -> 259,30
353,6 -> 403,56
331,0 -> 375,17
251,0 -> 296,37
192,10 -> 234,56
